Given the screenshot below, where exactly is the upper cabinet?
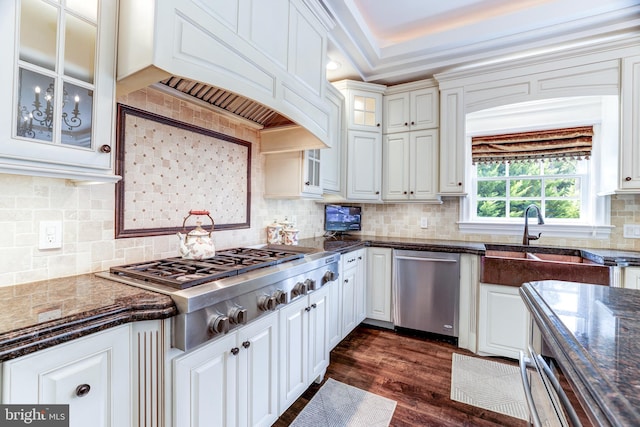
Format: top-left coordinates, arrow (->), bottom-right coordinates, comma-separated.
333,80 -> 386,201
334,80 -> 384,132
117,0 -> 333,148
264,149 -> 323,199
619,55 -> 640,191
321,82 -> 345,194
0,0 -> 119,182
383,80 -> 438,134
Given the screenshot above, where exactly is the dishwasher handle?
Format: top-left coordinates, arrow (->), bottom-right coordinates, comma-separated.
519,351 -> 543,427
394,255 -> 458,263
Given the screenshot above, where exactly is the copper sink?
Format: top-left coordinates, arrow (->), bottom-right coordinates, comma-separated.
482,245 -> 610,286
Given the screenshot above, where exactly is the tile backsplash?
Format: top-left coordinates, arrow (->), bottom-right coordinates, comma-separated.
2,87 -> 640,286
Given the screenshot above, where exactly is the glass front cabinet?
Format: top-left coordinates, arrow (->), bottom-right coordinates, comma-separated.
0,0 -> 119,182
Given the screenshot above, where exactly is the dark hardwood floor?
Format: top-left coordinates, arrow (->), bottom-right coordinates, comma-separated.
273,325 -> 528,426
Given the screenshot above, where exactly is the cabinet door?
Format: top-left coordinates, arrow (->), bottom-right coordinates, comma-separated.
2,326 -> 130,427
345,89 -> 382,131
238,312 -> 279,427
308,286 -> 330,382
411,129 -> 439,201
0,0 -> 118,182
278,297 -> 309,413
303,149 -> 323,196
439,87 -> 466,195
173,333 -> 239,427
354,249 -> 367,324
341,262 -> 358,338
382,133 -> 410,200
321,84 -> 345,193
383,92 -> 410,134
346,130 -> 382,200
620,55 -> 640,190
624,267 -> 640,289
366,248 -> 392,322
478,283 -> 531,359
410,87 -> 438,131
327,278 -> 343,350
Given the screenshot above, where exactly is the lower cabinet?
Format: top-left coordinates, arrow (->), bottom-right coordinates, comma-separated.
366,247 -> 392,322
340,248 -> 366,339
477,283 -> 531,359
327,273 -> 343,350
279,285 -> 330,414
1,325 -> 131,427
623,267 -> 640,289
173,311 -> 279,427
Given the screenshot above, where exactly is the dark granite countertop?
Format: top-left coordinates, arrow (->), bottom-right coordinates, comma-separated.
299,235 -> 640,266
0,274 -> 176,362
520,281 -> 640,426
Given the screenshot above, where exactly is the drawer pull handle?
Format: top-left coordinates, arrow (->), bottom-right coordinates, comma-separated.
75,384 -> 91,397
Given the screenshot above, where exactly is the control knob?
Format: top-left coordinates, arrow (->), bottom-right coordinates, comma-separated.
258,295 -> 278,311
272,290 -> 288,305
228,306 -> 247,325
208,315 -> 230,335
304,278 -> 316,291
291,281 -> 308,297
322,270 -> 337,285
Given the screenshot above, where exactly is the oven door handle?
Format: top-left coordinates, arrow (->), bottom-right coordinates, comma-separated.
519,351 -> 543,427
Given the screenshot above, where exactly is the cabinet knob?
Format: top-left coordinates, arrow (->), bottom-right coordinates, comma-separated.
231,347 -> 240,355
75,384 -> 91,397
375,191 -> 380,195
305,306 -> 312,312
411,121 -> 415,125
626,176 -> 632,181
410,191 -> 414,194
311,303 -> 317,309
99,145 -> 112,153
344,279 -> 349,283
376,123 -> 380,127
458,182 -> 463,186
305,181 -> 310,186
404,122 -> 408,126
242,340 -> 251,349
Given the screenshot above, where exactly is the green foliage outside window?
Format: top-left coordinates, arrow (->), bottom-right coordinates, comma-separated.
474,159 -> 584,220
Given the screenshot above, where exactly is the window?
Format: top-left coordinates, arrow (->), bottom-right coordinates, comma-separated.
475,159 -> 587,222
460,97 -> 615,239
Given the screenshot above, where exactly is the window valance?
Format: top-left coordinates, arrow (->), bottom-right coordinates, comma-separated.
471,125 -> 593,165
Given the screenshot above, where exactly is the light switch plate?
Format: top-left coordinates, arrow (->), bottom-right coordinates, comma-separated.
39,221 -> 62,249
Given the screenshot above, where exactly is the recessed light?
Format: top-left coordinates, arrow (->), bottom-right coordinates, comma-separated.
326,60 -> 341,71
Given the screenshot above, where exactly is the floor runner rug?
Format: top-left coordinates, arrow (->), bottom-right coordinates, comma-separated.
290,378 -> 397,427
450,353 -> 529,421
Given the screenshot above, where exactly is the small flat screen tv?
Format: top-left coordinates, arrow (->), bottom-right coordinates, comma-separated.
324,204 -> 361,233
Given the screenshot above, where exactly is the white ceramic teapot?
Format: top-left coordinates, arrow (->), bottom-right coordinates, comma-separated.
177,210 -> 216,260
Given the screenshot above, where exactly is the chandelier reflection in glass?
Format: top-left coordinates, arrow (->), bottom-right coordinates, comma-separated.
17,83 -> 82,138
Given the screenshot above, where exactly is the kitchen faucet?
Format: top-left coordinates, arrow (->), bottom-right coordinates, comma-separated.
522,204 -> 544,245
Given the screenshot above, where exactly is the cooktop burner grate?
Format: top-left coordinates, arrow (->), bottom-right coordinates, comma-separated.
109,248 -> 305,289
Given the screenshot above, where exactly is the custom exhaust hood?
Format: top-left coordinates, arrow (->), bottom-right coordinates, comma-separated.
151,77 -> 327,153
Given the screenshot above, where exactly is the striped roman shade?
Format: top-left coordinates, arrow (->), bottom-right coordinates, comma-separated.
471,125 -> 593,165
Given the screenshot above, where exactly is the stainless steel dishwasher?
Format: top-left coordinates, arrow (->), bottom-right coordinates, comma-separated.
393,250 -> 460,337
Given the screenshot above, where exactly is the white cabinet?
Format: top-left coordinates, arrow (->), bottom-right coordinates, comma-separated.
346,131 -> 383,200
334,80 -> 386,201
278,285 -> 329,414
327,274 -> 343,350
321,83 -> 345,194
619,55 -> 640,191
0,0 -> 119,182
2,325 -> 131,427
382,129 -> 440,202
264,149 -> 323,199
117,0 -> 331,147
477,283 -> 531,359
366,247 -> 392,322
623,267 -> 640,289
173,312 -> 279,427
340,249 -> 366,338
383,83 -> 438,134
438,87 -> 467,195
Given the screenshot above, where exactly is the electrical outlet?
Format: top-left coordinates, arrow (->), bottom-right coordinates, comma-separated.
420,217 -> 428,228
623,224 -> 640,238
39,221 -> 62,249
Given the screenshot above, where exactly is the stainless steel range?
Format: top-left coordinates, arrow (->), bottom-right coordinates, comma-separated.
97,246 -> 340,351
